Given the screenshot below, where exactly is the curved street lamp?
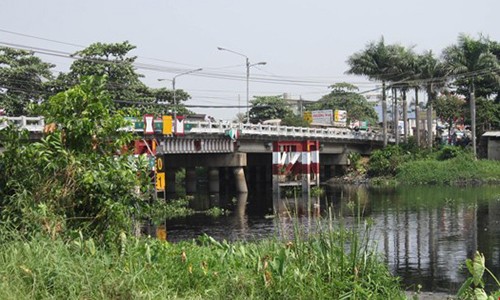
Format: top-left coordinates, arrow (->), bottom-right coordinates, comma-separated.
217,47 -> 266,123
158,68 -> 202,122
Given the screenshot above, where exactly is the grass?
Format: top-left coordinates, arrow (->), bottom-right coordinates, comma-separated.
396,156 -> 500,185
0,213 -> 405,299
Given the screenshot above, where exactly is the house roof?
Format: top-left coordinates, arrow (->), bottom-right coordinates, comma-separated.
482,131 -> 500,137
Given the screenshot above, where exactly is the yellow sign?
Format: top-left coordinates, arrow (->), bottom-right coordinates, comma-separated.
303,111 -> 312,124
156,172 -> 166,191
162,116 -> 173,135
156,157 -> 164,172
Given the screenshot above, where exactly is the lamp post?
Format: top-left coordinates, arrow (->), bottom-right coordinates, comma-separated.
217,47 -> 266,123
158,68 -> 202,122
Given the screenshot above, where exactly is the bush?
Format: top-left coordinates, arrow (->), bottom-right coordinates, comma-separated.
367,145 -> 408,177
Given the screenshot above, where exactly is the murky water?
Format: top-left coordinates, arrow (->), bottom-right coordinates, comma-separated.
165,184 -> 500,293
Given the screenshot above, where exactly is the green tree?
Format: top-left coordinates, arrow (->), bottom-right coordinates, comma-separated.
442,34 -> 499,157
0,47 -> 54,115
347,37 -> 398,146
434,91 -> 466,138
248,95 -> 293,124
418,50 -> 446,148
0,76 -> 151,241
307,82 -> 378,126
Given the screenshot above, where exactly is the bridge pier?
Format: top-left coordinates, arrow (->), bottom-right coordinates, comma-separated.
166,168 -> 176,199
185,167 -> 197,195
208,167 -> 220,194
272,140 -> 320,214
233,167 -> 248,193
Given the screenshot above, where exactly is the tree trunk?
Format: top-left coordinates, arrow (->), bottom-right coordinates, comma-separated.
415,87 -> 420,147
470,83 -> 477,158
382,81 -> 387,147
403,89 -> 408,143
393,88 -> 399,145
426,84 -> 433,149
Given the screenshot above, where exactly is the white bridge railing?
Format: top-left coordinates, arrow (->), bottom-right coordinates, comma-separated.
0,116 -> 390,142
0,116 -> 45,132
186,121 -> 389,142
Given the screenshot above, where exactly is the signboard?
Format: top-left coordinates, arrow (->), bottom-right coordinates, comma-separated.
334,110 -> 347,123
303,111 -> 312,124
162,115 -> 173,135
311,110 -> 334,126
156,172 -> 165,191
155,156 -> 166,191
144,114 -> 154,134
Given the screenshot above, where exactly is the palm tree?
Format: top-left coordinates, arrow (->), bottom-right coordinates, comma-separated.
418,51 -> 445,149
388,45 -> 417,143
443,34 -> 499,158
347,37 -> 397,146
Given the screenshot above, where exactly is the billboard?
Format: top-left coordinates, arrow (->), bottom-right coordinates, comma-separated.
311,110 -> 334,126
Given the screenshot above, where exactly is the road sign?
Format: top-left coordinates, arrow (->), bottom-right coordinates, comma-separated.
156,172 -> 165,191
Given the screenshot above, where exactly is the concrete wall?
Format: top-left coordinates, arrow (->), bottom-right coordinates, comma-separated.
488,139 -> 500,160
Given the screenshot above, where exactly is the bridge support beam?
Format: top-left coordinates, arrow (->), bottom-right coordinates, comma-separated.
233,167 -> 248,193
166,168 -> 176,199
185,167 -> 197,195
208,167 -> 220,194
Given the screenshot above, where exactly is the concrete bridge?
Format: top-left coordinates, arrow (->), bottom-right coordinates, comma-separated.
1,116 -> 393,212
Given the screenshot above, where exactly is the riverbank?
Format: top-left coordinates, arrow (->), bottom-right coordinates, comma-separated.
0,225 -> 405,299
329,151 -> 500,186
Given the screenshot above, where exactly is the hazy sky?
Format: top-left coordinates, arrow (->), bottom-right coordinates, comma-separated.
2,0 -> 499,119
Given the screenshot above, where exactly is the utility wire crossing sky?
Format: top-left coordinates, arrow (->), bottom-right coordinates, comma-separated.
1,0 -> 499,119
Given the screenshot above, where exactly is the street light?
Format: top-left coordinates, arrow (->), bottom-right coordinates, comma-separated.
158,68 -> 202,121
217,47 -> 266,123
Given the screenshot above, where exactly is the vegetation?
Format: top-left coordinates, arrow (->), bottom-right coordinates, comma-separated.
458,251 -> 500,299
0,215 -> 405,299
0,76 -> 189,243
366,144 -> 500,185
306,83 -> 378,126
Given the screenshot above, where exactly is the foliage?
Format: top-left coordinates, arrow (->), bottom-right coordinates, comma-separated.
434,91 -> 466,133
367,145 -> 409,177
435,145 -> 471,161
0,215 -> 405,300
476,97 -> 500,133
0,76 -> 156,242
0,47 -> 54,115
205,206 -> 230,218
396,155 -> 500,185
248,95 -> 293,124
281,113 -> 309,127
307,83 -> 378,125
457,252 -> 500,300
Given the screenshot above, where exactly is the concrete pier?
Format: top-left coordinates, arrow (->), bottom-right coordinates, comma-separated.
233,167 -> 248,193
185,167 -> 197,195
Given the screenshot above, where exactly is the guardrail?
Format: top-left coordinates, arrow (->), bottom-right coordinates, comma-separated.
0,116 -> 45,132
1,116 -> 392,143
185,121 -> 389,142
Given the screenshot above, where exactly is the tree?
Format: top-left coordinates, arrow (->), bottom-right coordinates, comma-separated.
443,34 -> 499,157
307,82 -> 378,126
66,42 -> 147,101
418,50 -> 446,148
434,91 -> 466,139
347,37 -> 397,146
0,47 -> 54,115
0,76 -> 152,241
248,95 -> 293,124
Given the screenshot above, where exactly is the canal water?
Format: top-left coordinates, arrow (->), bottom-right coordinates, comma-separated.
165,184 -> 500,294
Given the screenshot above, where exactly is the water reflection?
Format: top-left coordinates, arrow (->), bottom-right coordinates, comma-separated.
166,184 -> 500,293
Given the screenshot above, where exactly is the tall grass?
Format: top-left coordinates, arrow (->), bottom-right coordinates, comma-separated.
396,156 -> 500,185
0,212 -> 404,299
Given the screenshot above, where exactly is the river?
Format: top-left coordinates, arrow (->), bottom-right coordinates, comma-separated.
165,184 -> 500,294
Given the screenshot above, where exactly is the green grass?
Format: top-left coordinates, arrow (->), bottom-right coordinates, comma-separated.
0,217 -> 405,299
396,156 -> 500,185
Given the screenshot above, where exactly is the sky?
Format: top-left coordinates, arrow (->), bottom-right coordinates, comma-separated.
2,0 -> 500,120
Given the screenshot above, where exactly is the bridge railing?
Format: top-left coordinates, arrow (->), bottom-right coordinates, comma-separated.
0,116 -> 45,132
186,121 -> 389,141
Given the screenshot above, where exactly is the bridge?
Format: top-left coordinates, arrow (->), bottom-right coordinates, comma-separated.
1,116 -> 393,212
